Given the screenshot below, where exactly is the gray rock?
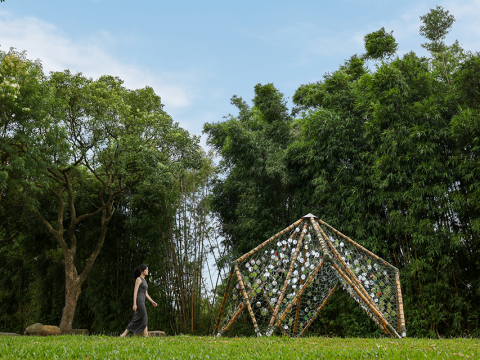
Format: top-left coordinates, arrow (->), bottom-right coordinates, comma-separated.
25,323 -> 43,336
0,332 -> 20,336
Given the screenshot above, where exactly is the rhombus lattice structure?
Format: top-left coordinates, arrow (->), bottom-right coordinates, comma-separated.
215,214 -> 406,338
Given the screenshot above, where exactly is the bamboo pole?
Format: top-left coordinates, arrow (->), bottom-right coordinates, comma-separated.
331,262 -> 401,338
395,271 -> 406,337
299,284 -> 338,336
293,245 -> 308,336
314,219 -> 390,331
269,222 -> 308,327
220,304 -> 245,334
309,218 -> 332,262
234,265 -> 262,336
191,172 -> 197,333
218,284 -> 258,335
259,285 -> 287,336
214,267 -> 235,333
348,293 -> 386,333
271,260 -> 325,332
316,219 -> 396,271
321,230 -> 384,321
236,219 -> 304,263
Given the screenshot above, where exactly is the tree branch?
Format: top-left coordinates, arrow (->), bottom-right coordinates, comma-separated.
63,170 -> 78,252
36,210 -> 67,249
0,232 -> 19,243
78,203 -> 114,284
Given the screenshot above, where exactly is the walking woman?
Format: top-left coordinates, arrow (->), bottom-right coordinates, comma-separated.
120,264 -> 157,337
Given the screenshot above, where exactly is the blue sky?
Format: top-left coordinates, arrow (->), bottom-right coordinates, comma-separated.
1,0 -> 480,144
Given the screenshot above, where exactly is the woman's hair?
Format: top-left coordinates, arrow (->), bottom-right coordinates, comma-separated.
133,263 -> 148,280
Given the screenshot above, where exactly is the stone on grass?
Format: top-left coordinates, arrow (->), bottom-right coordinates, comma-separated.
40,325 -> 61,336
25,323 -> 43,336
0,332 -> 20,336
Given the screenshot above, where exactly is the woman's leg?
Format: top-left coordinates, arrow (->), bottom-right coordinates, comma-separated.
143,326 -> 148,337
120,329 -> 130,337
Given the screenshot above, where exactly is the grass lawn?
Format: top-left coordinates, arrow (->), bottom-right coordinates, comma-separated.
0,335 -> 478,359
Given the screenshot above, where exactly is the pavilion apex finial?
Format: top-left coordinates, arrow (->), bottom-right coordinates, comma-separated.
301,213 -> 317,219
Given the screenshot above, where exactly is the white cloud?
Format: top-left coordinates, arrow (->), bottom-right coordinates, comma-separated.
0,11 -> 192,110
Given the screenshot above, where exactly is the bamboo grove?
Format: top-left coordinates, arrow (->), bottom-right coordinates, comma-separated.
204,7 -> 480,337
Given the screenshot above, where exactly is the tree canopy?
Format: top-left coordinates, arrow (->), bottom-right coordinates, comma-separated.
0,48 -> 203,330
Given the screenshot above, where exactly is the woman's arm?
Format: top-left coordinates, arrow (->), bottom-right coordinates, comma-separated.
132,278 -> 141,311
146,291 -> 158,307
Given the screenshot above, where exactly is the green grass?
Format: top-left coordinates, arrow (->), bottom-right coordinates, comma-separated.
0,335 -> 478,359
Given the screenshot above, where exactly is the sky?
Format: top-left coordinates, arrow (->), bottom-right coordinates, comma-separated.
1,0 -> 480,144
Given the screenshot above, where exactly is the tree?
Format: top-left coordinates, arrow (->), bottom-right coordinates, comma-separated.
204,84 -> 296,257
1,49 -> 46,245
0,49 -> 201,329
363,27 -> 398,60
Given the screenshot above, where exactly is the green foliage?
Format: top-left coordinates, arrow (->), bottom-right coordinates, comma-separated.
420,6 -> 455,53
363,27 -> 398,60
204,83 -> 296,257
0,47 -> 206,333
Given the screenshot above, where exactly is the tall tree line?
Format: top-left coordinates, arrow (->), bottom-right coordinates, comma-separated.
0,48 -> 223,334
205,7 -> 480,337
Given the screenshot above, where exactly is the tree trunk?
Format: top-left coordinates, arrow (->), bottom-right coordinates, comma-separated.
59,254 -> 82,330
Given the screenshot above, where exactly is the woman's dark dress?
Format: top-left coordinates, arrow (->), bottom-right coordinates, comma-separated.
126,277 -> 148,333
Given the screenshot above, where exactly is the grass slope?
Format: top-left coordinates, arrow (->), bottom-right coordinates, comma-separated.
0,336 -> 478,359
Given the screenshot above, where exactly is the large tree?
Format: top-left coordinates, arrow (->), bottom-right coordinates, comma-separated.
0,49 -> 200,329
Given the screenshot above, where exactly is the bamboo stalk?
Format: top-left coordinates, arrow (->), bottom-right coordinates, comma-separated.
236,219 -> 304,263
272,260 -> 325,330
343,283 -> 385,332
320,229 -> 384,320
218,284 -> 258,335
395,271 -> 406,337
316,219 -> 396,270
293,245 -> 308,336
269,222 -> 308,327
299,284 -> 338,336
214,268 -> 234,333
191,172 -> 197,333
259,285 -> 287,336
309,218 -> 332,262
331,262 -> 401,338
292,291 -> 302,336
314,219 -> 393,331
234,265 -> 262,336
221,304 -> 245,334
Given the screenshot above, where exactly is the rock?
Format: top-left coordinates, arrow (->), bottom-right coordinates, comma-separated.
40,325 -> 61,336
148,331 -> 166,337
0,332 -> 20,336
25,323 -> 43,336
61,329 -> 89,336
